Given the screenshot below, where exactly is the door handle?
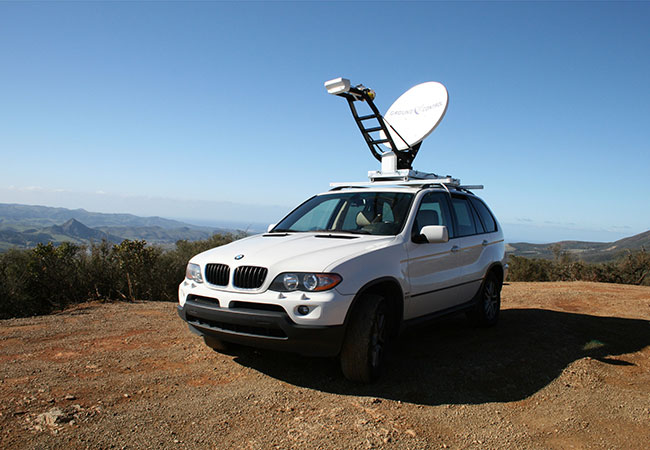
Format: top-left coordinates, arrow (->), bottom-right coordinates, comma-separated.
451,245 -> 460,253
482,240 -> 489,246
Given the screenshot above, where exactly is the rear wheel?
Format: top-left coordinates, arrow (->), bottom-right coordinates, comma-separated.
340,294 -> 389,383
467,271 -> 501,327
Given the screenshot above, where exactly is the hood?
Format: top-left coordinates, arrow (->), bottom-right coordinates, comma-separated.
191,232 -> 396,273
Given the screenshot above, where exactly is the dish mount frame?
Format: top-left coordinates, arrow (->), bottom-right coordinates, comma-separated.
334,84 -> 420,170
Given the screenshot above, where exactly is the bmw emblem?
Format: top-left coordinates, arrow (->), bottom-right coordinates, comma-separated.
234,254 -> 244,260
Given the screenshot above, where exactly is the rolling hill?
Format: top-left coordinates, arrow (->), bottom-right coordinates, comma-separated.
0,203 -> 198,229
506,230 -> 650,262
0,203 -> 236,251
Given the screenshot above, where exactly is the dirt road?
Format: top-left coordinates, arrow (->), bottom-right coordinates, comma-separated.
1,282 -> 649,449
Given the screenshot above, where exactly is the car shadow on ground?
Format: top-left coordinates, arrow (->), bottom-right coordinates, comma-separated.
231,309 -> 650,406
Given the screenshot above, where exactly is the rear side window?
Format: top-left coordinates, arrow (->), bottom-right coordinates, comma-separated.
471,206 -> 486,234
451,196 -> 477,237
469,197 -> 497,233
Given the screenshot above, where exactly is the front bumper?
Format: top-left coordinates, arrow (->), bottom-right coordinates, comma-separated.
178,299 -> 346,357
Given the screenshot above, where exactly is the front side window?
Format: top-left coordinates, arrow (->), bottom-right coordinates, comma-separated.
273,192 -> 414,236
412,192 -> 454,238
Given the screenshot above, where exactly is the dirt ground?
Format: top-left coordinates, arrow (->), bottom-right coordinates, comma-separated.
1,281 -> 649,449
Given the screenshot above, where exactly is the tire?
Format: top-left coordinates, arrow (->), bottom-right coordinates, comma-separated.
340,294 -> 389,383
467,271 -> 501,327
203,335 -> 230,353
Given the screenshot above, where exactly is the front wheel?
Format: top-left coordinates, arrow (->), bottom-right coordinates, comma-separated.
467,271 -> 501,327
339,294 -> 389,383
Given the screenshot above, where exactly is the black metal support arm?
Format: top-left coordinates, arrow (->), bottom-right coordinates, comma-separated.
336,85 -> 420,170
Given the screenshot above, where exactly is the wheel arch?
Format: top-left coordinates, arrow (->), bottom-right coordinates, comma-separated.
343,277 -> 404,337
485,262 -> 505,286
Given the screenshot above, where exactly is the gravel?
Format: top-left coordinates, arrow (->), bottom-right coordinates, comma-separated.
1,281 -> 649,449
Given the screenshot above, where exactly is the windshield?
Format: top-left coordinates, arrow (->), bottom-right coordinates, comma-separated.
273,191 -> 414,236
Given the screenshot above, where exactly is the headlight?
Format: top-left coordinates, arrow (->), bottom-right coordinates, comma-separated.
185,263 -> 203,283
282,273 -> 299,290
269,272 -> 342,292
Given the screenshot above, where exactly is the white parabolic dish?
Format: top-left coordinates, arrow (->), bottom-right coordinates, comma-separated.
380,81 -> 448,151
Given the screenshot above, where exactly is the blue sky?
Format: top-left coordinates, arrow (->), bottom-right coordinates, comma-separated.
1,1 -> 649,242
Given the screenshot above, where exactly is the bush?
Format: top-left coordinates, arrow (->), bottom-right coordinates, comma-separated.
0,248 -> 38,318
507,249 -> 650,286
0,233 -> 240,319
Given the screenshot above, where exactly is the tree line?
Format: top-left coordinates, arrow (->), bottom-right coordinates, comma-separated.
0,234 -> 240,319
507,246 -> 650,286
0,235 -> 648,319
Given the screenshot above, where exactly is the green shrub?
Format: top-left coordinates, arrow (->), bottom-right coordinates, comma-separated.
507,249 -> 650,286
0,233 -> 240,319
2,234 -> 645,319
0,248 -> 36,318
112,240 -> 162,301
83,240 -> 121,301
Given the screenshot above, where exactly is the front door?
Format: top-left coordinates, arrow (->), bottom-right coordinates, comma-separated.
405,192 -> 464,319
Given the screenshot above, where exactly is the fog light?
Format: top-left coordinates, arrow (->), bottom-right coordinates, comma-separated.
297,305 -> 310,315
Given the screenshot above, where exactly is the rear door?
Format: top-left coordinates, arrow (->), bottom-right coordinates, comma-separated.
468,195 -> 502,279
449,194 -> 490,301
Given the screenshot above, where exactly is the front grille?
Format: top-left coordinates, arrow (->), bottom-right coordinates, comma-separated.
205,263 -> 230,286
233,266 -> 268,289
186,314 -> 287,339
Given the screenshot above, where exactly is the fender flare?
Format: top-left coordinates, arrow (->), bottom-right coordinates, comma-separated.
342,276 -> 405,329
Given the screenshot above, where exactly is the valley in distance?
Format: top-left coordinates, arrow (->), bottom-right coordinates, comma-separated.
0,202 -> 648,263
0,203 -> 265,252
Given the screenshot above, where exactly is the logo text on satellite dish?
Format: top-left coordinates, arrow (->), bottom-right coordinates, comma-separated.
389,102 -> 444,116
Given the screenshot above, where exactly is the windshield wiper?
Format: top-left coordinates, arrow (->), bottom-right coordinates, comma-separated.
314,234 -> 359,239
313,229 -> 372,235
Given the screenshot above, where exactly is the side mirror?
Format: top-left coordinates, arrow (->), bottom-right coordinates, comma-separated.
267,223 -> 276,232
420,225 -> 449,243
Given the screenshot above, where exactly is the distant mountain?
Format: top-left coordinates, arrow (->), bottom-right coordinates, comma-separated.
507,230 -> 650,263
46,219 -> 123,244
0,203 -> 198,229
0,203 -> 237,251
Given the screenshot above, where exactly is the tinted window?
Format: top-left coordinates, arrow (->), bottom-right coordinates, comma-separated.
413,192 -> 454,237
451,196 -> 477,236
471,205 -> 486,234
469,197 -> 497,233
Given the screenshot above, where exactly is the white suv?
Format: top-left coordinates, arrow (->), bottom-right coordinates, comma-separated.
178,182 -> 506,382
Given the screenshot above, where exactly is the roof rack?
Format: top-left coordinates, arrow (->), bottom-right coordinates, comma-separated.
330,169 -> 483,191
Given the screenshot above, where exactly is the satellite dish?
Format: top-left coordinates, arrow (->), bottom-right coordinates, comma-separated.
380,82 -> 448,151
324,78 -> 448,169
